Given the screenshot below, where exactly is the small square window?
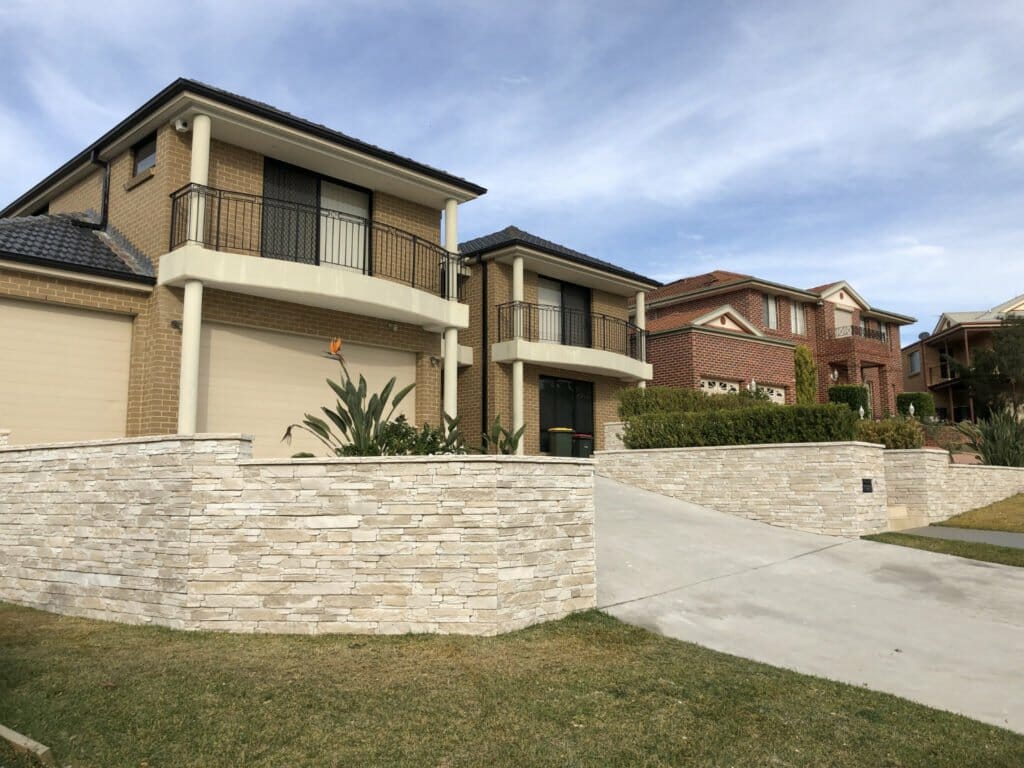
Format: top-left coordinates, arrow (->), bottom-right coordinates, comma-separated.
132,133 -> 157,176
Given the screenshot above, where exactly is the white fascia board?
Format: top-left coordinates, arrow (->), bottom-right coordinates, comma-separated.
491,338 -> 652,382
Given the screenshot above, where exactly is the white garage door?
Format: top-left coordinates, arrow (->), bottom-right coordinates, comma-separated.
0,298 -> 132,444
198,323 -> 417,458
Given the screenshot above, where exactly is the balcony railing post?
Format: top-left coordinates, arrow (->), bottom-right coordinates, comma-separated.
215,188 -> 223,251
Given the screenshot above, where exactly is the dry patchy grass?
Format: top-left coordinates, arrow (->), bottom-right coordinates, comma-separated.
935,494 -> 1024,533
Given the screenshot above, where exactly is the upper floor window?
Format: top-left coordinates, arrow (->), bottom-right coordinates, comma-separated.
763,294 -> 779,329
790,301 -> 805,335
908,349 -> 921,375
132,133 -> 157,176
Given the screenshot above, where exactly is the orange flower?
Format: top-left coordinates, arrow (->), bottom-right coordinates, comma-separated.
329,337 -> 342,355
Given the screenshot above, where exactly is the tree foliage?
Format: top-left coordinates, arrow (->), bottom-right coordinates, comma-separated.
954,316 -> 1024,417
794,345 -> 818,406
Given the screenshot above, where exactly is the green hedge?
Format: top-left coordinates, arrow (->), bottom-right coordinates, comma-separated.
618,386 -> 769,418
623,404 -> 857,449
896,392 -> 936,420
828,385 -> 870,413
855,418 -> 925,449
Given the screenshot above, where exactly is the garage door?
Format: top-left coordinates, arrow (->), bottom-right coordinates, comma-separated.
198,323 -> 417,458
0,298 -> 132,444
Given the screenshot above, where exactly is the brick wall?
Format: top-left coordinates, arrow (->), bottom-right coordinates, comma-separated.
0,435 -> 595,635
648,327 -> 796,402
48,170 -> 103,216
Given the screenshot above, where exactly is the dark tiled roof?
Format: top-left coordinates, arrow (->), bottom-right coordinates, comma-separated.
646,270 -> 752,302
459,226 -> 659,287
2,78 -> 486,217
0,214 -> 154,282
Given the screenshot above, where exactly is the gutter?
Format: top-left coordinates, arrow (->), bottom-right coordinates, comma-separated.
0,250 -> 156,286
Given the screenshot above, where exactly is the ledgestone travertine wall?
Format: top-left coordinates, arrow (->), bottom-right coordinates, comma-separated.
0,435 -> 595,635
884,449 -> 1024,526
596,442 -> 890,536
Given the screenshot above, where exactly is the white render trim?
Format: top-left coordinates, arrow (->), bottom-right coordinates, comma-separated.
818,281 -> 870,311
491,338 -> 652,382
485,246 -> 653,296
158,245 -> 469,330
689,304 -> 763,336
0,259 -> 153,293
439,339 -> 473,367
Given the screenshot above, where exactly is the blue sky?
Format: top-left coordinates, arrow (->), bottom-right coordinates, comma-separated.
2,0 -> 1022,340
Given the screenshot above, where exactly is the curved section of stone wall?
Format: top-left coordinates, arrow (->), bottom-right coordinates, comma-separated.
0,435 -> 595,635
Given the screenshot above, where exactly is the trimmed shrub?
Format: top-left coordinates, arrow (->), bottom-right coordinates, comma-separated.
896,392 -> 936,420
829,385 -> 870,414
622,404 -> 857,449
855,417 -> 924,449
618,386 -> 771,418
794,345 -> 818,406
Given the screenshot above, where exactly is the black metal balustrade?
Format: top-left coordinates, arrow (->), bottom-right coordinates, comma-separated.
497,301 -> 647,360
169,183 -> 463,300
829,325 -> 888,343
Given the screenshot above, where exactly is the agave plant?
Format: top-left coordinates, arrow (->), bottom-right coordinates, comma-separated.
481,415 -> 526,455
284,338 -> 416,457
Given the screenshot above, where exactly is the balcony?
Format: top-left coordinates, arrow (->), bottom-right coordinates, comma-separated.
493,301 -> 652,381
159,184 -> 468,330
829,325 -> 888,343
928,364 -> 956,385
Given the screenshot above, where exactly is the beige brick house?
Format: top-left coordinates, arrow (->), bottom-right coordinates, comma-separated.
0,80 -> 655,456
0,79 -> 485,457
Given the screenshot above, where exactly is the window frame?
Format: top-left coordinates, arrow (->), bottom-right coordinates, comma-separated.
790,301 -> 805,335
763,293 -> 779,330
131,132 -> 157,177
907,349 -> 922,375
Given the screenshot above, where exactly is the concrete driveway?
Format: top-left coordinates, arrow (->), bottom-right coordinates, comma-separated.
595,476 -> 1024,733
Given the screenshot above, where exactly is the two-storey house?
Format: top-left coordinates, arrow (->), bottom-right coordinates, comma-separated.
643,271 -> 914,415
901,293 -> 1024,422
0,79 -> 484,456
0,80 -> 655,456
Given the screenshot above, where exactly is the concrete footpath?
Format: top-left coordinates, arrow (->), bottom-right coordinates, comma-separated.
903,526 -> 1024,549
595,476 -> 1024,734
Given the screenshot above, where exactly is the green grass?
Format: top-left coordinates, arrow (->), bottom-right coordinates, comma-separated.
864,532 -> 1024,568
935,494 -> 1024,533
2,604 -> 1022,767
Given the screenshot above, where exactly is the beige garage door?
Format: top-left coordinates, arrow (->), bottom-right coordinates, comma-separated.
0,298 -> 132,445
198,323 -> 417,458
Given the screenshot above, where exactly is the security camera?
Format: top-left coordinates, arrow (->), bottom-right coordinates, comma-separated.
173,118 -> 190,133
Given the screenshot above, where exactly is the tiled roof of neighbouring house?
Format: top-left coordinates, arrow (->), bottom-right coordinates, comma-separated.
459,226 -> 660,287
645,270 -> 752,302
0,213 -> 154,282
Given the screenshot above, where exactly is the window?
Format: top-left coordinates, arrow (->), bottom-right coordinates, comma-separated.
539,376 -> 593,452
132,133 -> 157,176
537,277 -> 591,347
790,301 -> 805,335
763,294 -> 778,329
908,349 -> 921,375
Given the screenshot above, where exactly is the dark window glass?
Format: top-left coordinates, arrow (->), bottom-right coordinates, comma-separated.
132,134 -> 157,176
539,376 -> 594,452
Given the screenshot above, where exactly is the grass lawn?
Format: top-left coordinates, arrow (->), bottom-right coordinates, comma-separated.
934,494 -> 1024,533
864,532 -> 1024,568
2,604 -> 1023,767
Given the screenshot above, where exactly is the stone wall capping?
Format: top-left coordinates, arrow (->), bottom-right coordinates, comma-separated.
0,432 -> 253,453
243,454 -> 594,467
596,440 -> 885,455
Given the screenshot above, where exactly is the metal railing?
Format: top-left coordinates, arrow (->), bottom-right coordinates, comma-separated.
830,324 -> 888,342
169,183 -> 463,300
497,301 -> 647,360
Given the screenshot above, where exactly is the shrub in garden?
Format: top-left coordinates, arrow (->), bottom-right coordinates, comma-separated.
622,404 -> 856,449
794,345 -> 818,406
828,385 -> 870,414
957,412 -> 1024,467
618,386 -> 772,418
896,392 -> 935,420
855,417 -> 924,449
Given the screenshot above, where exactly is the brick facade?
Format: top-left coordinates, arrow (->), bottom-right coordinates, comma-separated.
646,279 -> 907,414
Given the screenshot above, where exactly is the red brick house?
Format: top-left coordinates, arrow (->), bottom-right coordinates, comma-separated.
641,271 -> 915,415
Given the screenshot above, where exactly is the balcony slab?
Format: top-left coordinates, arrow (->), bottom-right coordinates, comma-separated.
158,245 -> 468,331
491,338 -> 652,382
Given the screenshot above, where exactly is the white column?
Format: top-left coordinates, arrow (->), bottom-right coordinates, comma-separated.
512,254 -> 524,337
635,291 -> 647,389
177,279 -> 204,434
512,359 -> 524,455
443,327 -> 458,420
188,113 -> 212,243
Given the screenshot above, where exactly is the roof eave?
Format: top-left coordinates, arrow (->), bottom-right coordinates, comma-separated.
469,240 -> 660,289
